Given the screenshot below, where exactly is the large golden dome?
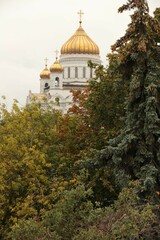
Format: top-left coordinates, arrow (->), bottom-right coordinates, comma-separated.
50,58 -> 63,73
61,25 -> 99,55
40,65 -> 50,79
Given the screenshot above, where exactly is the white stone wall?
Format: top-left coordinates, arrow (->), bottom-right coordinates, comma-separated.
50,72 -> 63,89
40,79 -> 51,93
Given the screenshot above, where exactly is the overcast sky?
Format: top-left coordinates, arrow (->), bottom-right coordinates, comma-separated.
0,0 -> 159,109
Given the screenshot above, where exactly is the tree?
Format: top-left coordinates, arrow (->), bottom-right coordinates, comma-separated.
0,101 -> 60,237
76,183 -> 160,240
69,56 -> 127,150
10,184 -> 102,240
0,101 -> 84,238
10,219 -> 61,240
67,60 -> 127,206
153,8 -> 160,47
94,0 -> 160,200
11,182 -> 160,240
85,60 -> 127,142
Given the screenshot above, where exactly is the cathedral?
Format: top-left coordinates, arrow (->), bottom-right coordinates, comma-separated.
26,11 -> 101,112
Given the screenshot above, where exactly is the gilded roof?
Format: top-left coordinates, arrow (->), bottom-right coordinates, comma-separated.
61,25 -> 99,55
50,59 -> 63,73
40,66 -> 50,79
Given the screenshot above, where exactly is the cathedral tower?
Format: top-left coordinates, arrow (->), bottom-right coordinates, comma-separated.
27,10 -> 101,113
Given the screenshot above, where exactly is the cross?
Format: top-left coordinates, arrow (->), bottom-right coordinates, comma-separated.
44,57 -> 48,66
77,10 -> 84,25
55,50 -> 59,60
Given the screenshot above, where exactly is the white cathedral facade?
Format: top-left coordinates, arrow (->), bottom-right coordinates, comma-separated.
26,11 -> 101,112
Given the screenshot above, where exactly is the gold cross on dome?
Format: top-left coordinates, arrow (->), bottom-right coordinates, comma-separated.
55,50 -> 59,60
77,10 -> 84,25
44,57 -> 48,66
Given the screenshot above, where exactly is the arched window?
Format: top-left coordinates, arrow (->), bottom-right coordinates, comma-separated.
55,77 -> 59,87
44,82 -> 49,90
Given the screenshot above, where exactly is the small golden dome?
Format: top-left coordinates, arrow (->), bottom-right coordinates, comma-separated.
50,58 -> 63,73
40,65 -> 50,79
61,25 -> 99,55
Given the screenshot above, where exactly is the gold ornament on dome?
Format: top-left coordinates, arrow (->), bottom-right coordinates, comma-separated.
77,10 -> 84,26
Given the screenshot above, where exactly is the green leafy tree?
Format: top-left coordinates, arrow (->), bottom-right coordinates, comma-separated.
11,184 -> 102,240
66,42 -> 131,207
86,63 -> 126,142
74,182 -> 160,240
0,101 -> 60,237
0,101 -> 85,238
10,219 -> 60,240
69,55 -> 127,150
11,182 -> 160,240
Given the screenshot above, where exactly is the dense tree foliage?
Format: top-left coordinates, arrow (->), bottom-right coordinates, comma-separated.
1,1 -> 160,239
69,54 -> 127,150
0,99 -> 116,238
154,7 -> 160,44
0,101 -> 92,238
11,182 -> 160,240
93,0 -> 160,200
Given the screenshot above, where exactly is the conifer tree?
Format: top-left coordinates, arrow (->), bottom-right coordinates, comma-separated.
97,0 -> 160,199
154,8 -> 160,45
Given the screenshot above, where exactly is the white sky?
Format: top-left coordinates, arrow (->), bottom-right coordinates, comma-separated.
0,0 -> 159,109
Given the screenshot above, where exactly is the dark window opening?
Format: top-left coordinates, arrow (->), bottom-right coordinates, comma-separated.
44,82 -> 50,90
75,67 -> 78,78
90,68 -> 93,78
55,77 -> 59,87
83,67 -> 86,78
68,67 -> 70,78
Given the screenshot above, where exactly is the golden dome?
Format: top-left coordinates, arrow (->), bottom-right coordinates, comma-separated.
50,58 -> 63,72
40,65 -> 50,79
61,25 -> 99,55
